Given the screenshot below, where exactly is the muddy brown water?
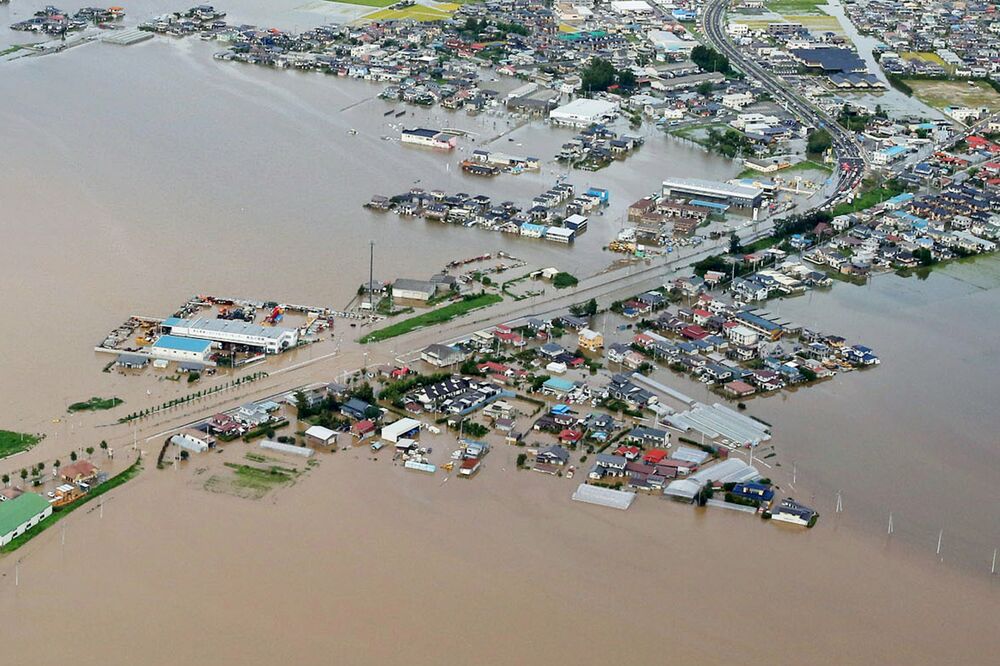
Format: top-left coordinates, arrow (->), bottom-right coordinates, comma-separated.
1,1 -> 998,659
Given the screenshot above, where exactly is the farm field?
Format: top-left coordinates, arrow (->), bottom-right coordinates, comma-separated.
907,79 -> 1000,112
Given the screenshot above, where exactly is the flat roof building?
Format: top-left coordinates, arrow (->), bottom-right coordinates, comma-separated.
550,98 -> 617,127
663,178 -> 764,209
151,335 -> 213,363
163,317 -> 298,354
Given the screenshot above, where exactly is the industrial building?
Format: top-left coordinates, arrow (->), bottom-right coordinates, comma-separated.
381,417 -> 422,444
392,278 -> 437,302
400,127 -> 457,150
662,177 -> 764,209
151,335 -> 213,363
549,98 -> 618,127
544,226 -> 575,243
0,493 -> 52,547
162,317 -> 298,354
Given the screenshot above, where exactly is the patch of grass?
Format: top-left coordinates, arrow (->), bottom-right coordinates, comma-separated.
552,272 -> 579,289
68,396 -> 124,413
831,183 -> 905,217
0,458 -> 143,554
906,79 -> 1000,112
765,0 -> 827,15
203,463 -> 297,500
360,293 -> 502,343
325,0 -> 396,7
366,6 -> 452,21
0,430 -> 41,459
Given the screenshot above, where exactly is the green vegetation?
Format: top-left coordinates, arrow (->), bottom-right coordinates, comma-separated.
459,421 -> 489,438
458,16 -> 529,37
765,0 -> 826,15
705,127 -> 753,158
0,430 -> 41,459
831,180 -> 906,217
806,129 -> 832,155
368,5 -> 452,21
204,462 -> 298,500
837,105 -> 872,132
570,298 -> 598,317
580,57 -> 636,93
691,44 -> 731,75
68,396 -> 123,413
360,293 -> 502,343
0,458 -> 143,554
324,0 -> 397,7
693,254 -> 731,277
552,272 -> 579,289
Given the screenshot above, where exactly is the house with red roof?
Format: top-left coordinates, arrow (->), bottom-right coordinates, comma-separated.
614,444 -> 641,461
681,324 -> 708,340
558,429 -> 583,445
352,419 -> 376,439
642,448 -> 670,465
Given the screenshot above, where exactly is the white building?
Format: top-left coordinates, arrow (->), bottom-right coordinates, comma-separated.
400,127 -> 457,150
150,335 -> 213,363
721,92 -> 755,109
392,278 -> 437,301
170,432 -> 210,453
610,0 -> 654,14
727,325 -> 760,347
163,317 -> 298,354
381,417 -> 422,444
0,493 -> 53,547
550,98 -> 618,127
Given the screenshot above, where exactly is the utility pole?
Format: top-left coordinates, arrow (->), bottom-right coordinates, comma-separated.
368,241 -> 375,312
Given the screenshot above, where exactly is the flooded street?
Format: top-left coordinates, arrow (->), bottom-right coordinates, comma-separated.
1,1 -> 999,660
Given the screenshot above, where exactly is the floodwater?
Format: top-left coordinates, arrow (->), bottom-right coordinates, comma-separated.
2,1 -> 999,660
1,445 -> 998,665
0,0 -> 741,426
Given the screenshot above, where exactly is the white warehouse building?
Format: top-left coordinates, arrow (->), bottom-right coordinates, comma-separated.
549,98 -> 618,127
162,317 -> 298,354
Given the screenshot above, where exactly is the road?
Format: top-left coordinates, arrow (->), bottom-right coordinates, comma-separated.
701,0 -> 866,210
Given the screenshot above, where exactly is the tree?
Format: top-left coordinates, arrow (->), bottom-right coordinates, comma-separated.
20,468 -> 28,481
70,451 -> 78,461
570,297 -> 598,317
552,272 -> 579,289
617,68 -> 637,89
1,473 -> 8,487
581,58 -> 616,93
729,233 -> 743,255
516,453 -> 527,468
100,440 -> 108,450
691,45 -> 731,75
54,459 -> 61,469
696,81 -> 714,97
86,446 -> 95,457
806,129 -> 832,155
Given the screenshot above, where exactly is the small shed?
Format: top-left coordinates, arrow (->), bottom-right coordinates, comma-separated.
304,425 -> 337,447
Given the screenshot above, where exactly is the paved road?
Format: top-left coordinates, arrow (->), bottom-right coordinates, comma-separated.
701,0 -> 866,209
